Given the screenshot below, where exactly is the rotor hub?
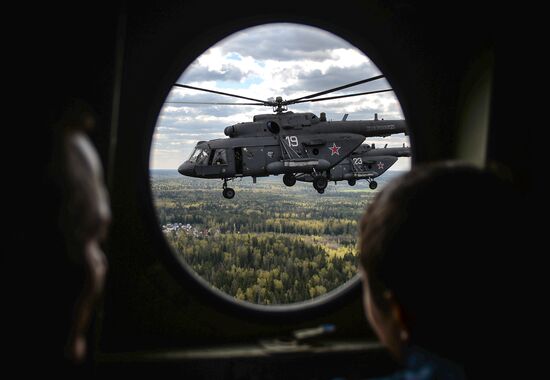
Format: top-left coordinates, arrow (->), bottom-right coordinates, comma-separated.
273,96 -> 287,113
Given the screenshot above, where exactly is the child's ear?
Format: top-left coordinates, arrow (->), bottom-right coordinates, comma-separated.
384,291 -> 410,342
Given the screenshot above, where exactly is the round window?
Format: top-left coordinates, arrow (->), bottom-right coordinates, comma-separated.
150,23 -> 410,306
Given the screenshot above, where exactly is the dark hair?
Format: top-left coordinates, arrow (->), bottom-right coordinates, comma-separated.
359,162 -> 516,362
54,98 -> 97,132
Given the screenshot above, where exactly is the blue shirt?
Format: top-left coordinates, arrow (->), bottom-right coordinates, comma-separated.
372,346 -> 466,380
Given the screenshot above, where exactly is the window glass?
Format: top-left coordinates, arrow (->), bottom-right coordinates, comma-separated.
195,149 -> 210,165
150,23 -> 410,306
212,149 -> 227,165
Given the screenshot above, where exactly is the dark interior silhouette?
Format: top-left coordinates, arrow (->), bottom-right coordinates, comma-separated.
10,1 -> 532,379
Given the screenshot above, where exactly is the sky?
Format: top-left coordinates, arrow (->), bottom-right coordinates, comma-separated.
150,23 -> 410,171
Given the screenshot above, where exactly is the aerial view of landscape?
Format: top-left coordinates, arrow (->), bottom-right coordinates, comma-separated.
150,23 -> 410,306
151,170 -> 405,305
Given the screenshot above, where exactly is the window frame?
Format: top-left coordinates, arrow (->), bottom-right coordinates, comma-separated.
144,21 -> 412,323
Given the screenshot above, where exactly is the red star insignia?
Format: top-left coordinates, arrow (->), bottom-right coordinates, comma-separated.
377,162 -> 384,169
328,142 -> 341,156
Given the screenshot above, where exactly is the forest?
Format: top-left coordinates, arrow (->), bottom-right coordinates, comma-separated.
151,171 -> 403,305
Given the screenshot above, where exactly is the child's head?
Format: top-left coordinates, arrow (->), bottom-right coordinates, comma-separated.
358,162 -> 514,363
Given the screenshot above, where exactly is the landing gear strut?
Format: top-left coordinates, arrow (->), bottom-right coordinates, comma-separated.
313,174 -> 328,194
222,178 -> 235,199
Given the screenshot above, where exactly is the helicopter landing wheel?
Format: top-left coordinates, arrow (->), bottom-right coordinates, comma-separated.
347,178 -> 356,186
317,188 -> 325,194
313,175 -> 328,191
283,173 -> 296,187
369,180 -> 378,190
223,187 -> 235,199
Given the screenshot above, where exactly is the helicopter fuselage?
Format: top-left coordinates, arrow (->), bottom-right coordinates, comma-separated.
177,112 -> 408,197
295,144 -> 412,189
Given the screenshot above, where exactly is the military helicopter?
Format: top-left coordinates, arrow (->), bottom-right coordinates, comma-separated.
172,75 -> 408,198
295,142 -> 411,192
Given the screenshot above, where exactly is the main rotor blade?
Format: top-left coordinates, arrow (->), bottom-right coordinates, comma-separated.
165,101 -> 264,106
173,84 -> 268,104
285,75 -> 385,104
292,88 -> 394,104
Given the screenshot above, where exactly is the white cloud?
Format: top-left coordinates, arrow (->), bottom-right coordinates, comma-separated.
150,23 -> 409,170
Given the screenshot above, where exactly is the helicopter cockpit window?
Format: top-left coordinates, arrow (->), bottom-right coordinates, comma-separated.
188,148 -> 201,163
195,149 -> 210,165
150,23 -> 410,307
188,147 -> 210,165
211,149 -> 227,165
